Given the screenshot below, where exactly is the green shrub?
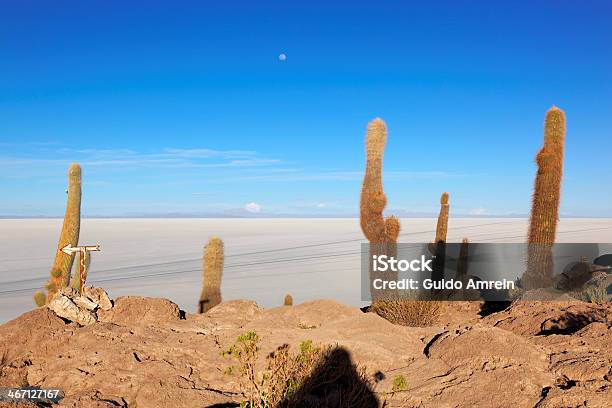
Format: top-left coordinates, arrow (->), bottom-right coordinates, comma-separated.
392,374 -> 408,393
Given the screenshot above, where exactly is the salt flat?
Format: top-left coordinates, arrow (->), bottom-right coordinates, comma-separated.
1,218 -> 611,322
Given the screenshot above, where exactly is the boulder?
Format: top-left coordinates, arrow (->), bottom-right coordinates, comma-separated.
97,296 -> 182,326
46,287 -> 113,326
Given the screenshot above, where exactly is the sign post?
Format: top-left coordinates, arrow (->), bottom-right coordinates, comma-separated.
61,244 -> 101,295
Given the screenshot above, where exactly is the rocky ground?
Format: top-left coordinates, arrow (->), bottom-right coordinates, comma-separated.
0,288 -> 610,408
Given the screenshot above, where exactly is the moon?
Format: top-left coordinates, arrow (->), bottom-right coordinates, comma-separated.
278,53 -> 287,61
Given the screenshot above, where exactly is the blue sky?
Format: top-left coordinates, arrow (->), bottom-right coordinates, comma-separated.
1,1 -> 611,217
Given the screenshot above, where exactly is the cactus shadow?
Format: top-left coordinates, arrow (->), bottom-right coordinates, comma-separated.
280,346 -> 379,408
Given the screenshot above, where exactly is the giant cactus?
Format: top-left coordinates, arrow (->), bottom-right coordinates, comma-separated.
199,237 -> 224,313
360,118 -> 400,301
36,163 -> 81,305
524,106 -> 566,289
360,118 -> 400,244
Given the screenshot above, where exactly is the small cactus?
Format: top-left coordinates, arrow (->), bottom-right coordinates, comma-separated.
284,294 -> 293,306
199,237 -> 224,313
456,238 -> 469,280
524,107 -> 566,289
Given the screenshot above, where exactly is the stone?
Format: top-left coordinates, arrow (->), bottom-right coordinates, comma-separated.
47,294 -> 97,326
84,286 -> 113,311
97,296 -> 182,326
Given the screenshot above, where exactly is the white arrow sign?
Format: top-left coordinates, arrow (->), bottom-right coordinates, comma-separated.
59,243 -> 101,295
61,243 -> 101,255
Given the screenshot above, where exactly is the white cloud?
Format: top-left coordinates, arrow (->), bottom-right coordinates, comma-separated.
316,203 -> 326,208
469,207 -> 488,215
0,147 -> 281,173
244,202 -> 261,213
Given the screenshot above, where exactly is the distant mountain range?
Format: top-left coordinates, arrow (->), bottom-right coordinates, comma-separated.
3,210 -> 604,219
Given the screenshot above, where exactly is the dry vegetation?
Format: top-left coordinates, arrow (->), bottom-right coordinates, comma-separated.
370,294 -> 443,327
222,331 -> 377,407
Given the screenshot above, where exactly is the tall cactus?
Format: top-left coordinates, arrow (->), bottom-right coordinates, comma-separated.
41,163 -> 81,303
456,238 -> 469,281
360,118 -> 400,301
428,192 -> 449,291
435,192 -> 449,244
524,106 -> 566,289
199,237 -> 224,313
360,118 -> 400,244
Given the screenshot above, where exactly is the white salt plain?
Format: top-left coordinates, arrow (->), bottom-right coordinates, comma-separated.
1,218 -> 611,322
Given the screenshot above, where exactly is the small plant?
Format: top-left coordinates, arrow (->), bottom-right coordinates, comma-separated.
33,291 -> 47,307
370,293 -> 443,327
283,294 -> 293,306
577,287 -> 607,304
222,331 -> 260,396
222,332 -> 375,407
391,374 -> 408,393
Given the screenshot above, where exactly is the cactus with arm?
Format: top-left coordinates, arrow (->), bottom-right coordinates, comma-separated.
360,118 -> 400,245
360,118 -> 400,301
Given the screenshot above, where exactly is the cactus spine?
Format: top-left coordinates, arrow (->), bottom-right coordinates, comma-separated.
524,106 -> 566,289
360,118 -> 400,301
38,163 -> 81,305
283,294 -> 293,306
199,237 -> 224,313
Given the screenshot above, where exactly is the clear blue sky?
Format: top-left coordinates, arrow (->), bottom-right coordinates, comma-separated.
1,1 -> 611,217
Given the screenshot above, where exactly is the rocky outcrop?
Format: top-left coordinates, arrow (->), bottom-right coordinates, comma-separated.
0,295 -> 610,407
46,286 -> 113,326
97,296 -> 183,326
481,300 -> 611,336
